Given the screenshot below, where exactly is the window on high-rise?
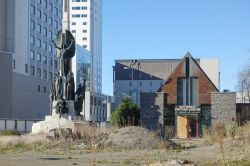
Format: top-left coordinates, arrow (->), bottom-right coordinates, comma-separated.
83,22 -> 87,25
49,17 -> 52,26
37,68 -> 41,78
31,5 -> 35,15
82,14 -> 87,17
72,14 -> 81,18
72,7 -> 81,10
49,31 -> 53,39
30,50 -> 35,60
37,38 -> 41,48
82,6 -> 87,10
37,9 -> 41,18
72,22 -> 76,25
30,20 -> 35,30
54,20 -> 58,30
82,30 -> 87,33
37,0 -> 41,4
43,13 -> 47,22
43,41 -> 47,50
43,27 -> 47,36
37,24 -> 41,33
43,0 -> 47,8
54,7 -> 58,16
36,53 -> 41,62
31,66 -> 35,76
54,60 -> 58,68
82,37 -> 87,40
49,58 -> 52,67
43,55 -> 47,64
43,70 -> 47,79
25,64 -> 28,73
72,30 -> 76,33
49,44 -> 52,53
49,3 -> 52,12
30,35 -> 35,45
49,72 -> 52,80
13,60 -> 15,69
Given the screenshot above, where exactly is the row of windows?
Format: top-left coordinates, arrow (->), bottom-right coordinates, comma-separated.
37,85 -> 47,93
72,14 -> 87,18
129,81 -> 163,87
31,18 -> 59,32
71,30 -> 87,33
72,6 -> 87,10
13,60 -> 54,81
30,36 -> 55,52
37,0 -> 60,7
90,108 -> 105,116
31,65 -> 54,80
31,5 -> 62,18
72,0 -> 87,2
71,22 -> 87,25
30,51 -> 58,67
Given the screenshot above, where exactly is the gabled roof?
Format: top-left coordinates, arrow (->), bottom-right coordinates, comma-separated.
158,52 -> 219,92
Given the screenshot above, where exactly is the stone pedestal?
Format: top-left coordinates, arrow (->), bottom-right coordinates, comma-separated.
32,100 -> 86,134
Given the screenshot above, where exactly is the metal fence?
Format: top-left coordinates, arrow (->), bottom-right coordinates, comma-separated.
0,119 -> 42,132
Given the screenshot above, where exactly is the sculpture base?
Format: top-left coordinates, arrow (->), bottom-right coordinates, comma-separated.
32,100 -> 86,134
31,115 -> 87,134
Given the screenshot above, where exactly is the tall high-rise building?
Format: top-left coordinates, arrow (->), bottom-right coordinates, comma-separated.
69,0 -> 102,93
0,0 -> 63,119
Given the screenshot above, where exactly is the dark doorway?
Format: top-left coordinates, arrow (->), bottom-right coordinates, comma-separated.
188,115 -> 198,138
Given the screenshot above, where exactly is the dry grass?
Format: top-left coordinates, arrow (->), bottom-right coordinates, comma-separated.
0,133 -> 48,145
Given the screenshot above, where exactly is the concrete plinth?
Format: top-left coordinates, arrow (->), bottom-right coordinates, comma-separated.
32,115 -> 86,134
32,100 -> 86,134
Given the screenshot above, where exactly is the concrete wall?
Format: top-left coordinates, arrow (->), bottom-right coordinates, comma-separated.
11,73 -> 50,119
0,52 -> 13,118
140,92 -> 165,133
211,92 -> 236,126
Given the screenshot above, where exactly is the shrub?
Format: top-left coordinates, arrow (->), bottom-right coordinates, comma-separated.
0,129 -> 21,136
111,97 -> 140,127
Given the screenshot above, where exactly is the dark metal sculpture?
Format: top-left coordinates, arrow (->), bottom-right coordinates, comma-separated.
49,0 -> 86,118
53,30 -> 75,77
74,80 -> 86,115
55,97 -> 68,118
66,72 -> 75,100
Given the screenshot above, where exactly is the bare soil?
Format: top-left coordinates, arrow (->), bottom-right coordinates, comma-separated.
0,138 -> 249,166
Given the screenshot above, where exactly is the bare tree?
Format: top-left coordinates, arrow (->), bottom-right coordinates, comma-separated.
237,58 -> 250,103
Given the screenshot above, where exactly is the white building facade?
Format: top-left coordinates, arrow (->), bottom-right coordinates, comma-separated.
0,0 -> 63,119
69,0 -> 102,93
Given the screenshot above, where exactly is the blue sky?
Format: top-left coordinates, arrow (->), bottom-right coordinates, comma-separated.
102,0 -> 250,95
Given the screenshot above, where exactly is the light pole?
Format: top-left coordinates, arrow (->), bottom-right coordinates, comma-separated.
129,60 -> 138,104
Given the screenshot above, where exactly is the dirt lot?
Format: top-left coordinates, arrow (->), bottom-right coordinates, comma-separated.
0,139 -> 249,166
1,125 -> 250,166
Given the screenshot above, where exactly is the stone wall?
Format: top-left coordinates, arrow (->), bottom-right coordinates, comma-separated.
211,92 -> 236,126
140,92 -> 165,133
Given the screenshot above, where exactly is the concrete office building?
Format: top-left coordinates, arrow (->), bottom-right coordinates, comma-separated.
84,91 -> 107,122
113,54 -> 219,107
69,0 -> 102,93
0,0 -> 63,119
